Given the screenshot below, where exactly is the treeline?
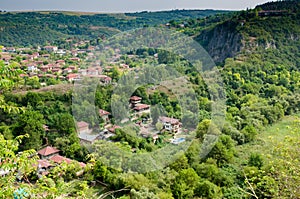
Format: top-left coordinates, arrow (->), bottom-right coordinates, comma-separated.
0,10 -> 228,47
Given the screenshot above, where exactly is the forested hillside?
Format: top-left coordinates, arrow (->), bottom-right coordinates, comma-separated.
1,1 -> 300,198
0,10 -> 229,47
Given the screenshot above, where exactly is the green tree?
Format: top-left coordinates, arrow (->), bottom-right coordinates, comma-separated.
13,110 -> 45,150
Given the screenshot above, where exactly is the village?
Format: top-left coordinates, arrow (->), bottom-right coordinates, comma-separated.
0,40 -> 188,178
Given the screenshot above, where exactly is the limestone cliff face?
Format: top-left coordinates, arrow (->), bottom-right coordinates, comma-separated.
195,21 -> 244,64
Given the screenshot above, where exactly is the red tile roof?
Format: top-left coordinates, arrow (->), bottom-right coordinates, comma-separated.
99,109 -> 110,116
133,104 -> 150,111
77,121 -> 89,128
159,116 -> 180,125
37,146 -> 60,156
49,155 -> 72,164
130,96 -> 142,101
37,159 -> 52,168
108,125 -> 121,133
66,73 -> 79,79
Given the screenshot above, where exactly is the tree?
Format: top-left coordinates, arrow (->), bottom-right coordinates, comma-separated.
248,153 -> 263,169
195,180 -> 222,199
13,110 -> 45,150
172,168 -> 200,199
131,187 -> 159,199
196,119 -> 220,141
206,135 -> 235,166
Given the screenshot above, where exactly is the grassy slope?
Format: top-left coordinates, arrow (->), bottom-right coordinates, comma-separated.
236,115 -> 300,165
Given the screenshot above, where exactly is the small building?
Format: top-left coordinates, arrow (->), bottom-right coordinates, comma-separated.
37,159 -> 52,176
44,46 -> 58,53
130,96 -> 142,107
56,60 -> 65,65
76,121 -> 90,134
108,125 -> 121,133
133,104 -> 150,116
78,132 -> 102,144
69,57 -> 81,62
99,109 -> 110,123
63,68 -> 73,74
66,73 -> 79,82
159,116 -> 181,133
39,65 -> 51,72
99,75 -> 112,85
49,155 -> 72,164
37,146 -> 60,159
27,65 -> 38,73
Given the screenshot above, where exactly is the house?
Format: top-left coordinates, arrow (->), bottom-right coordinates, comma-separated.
49,155 -> 72,164
87,68 -> 99,76
39,65 -> 51,72
76,121 -> 90,134
56,60 -> 65,65
108,125 -> 121,133
133,104 -> 150,115
32,52 -> 40,58
56,49 -> 66,55
44,46 -> 58,53
27,65 -> 38,73
36,147 -> 86,177
69,65 -> 77,70
5,47 -> 16,53
69,57 -> 81,62
42,54 -> 50,59
51,68 -> 62,74
159,116 -> 181,133
99,75 -> 112,85
130,96 -> 142,107
35,61 -> 44,65
63,68 -> 73,74
37,146 -> 60,159
45,74 -> 56,78
99,109 -> 110,123
78,132 -> 102,144
37,159 -> 52,175
66,73 -> 79,82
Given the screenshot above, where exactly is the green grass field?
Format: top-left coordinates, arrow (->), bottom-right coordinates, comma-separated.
236,115 -> 300,165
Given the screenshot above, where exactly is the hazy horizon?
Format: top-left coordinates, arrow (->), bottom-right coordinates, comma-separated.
1,0 -> 271,13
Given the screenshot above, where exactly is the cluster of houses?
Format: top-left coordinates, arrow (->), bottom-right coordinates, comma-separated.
0,44 -> 141,87
76,109 -> 120,144
0,145 -> 86,178
0,44 -> 117,85
129,95 -> 181,133
75,95 -> 183,146
36,146 -> 86,177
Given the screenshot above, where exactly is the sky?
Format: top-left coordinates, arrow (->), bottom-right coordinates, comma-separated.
1,0 -> 271,13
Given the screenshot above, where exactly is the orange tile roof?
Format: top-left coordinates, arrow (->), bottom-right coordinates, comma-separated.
130,96 -> 142,101
49,155 -> 72,164
37,146 -> 60,156
77,121 -> 89,128
37,159 -> 52,168
99,109 -> 110,116
133,104 -> 150,111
